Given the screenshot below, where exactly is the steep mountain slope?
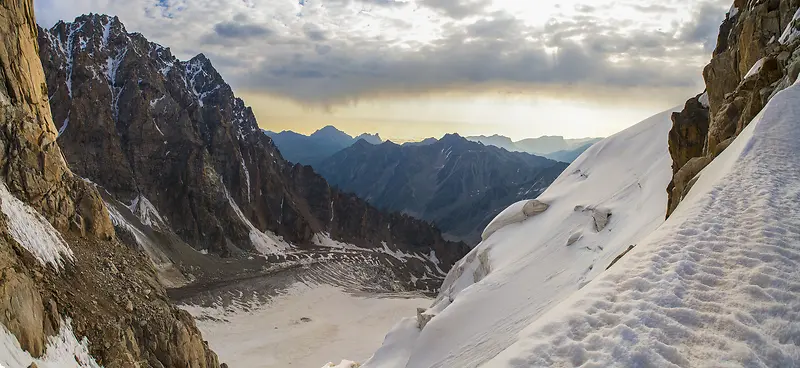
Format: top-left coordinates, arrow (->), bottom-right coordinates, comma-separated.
316,134 -> 567,243
667,0 -> 800,217
480,68 -> 800,368
541,142 -> 596,163
265,126 -> 382,165
0,2 -> 219,366
38,14 -> 468,289
354,1 -> 800,367
359,107 -> 677,368
516,135 -> 602,154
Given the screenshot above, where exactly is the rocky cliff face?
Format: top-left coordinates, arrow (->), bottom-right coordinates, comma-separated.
317,134 -> 567,244
668,0 -> 800,216
0,1 -> 220,366
38,14 -> 468,279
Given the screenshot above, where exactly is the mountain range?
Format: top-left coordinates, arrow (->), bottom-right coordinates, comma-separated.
467,134 -> 603,162
38,13 -> 469,296
265,126 -> 383,165
267,127 -> 601,167
316,134 -> 568,243
357,1 -> 800,366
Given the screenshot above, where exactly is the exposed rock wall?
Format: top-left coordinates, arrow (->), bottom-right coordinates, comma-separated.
0,1 -> 220,365
38,14 -> 468,267
667,0 -> 800,216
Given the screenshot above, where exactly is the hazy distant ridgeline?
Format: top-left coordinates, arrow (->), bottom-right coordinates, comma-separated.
316,134 -> 568,244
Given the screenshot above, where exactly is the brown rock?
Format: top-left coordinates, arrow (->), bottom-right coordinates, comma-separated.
667,156 -> 713,217
0,2 -> 222,367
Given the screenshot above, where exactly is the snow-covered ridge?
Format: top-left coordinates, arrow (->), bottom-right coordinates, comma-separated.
0,183 -> 73,270
481,65 -> 800,368
360,107 -> 679,367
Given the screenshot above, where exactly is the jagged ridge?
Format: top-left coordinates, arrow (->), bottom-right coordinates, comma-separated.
37,14 -> 469,277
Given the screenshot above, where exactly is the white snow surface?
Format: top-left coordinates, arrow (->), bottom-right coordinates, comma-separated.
744,57 -> 766,80
479,65 -> 800,368
313,232 -> 361,250
0,319 -> 101,368
182,283 -> 428,368
362,107 -> 679,368
699,91 -> 710,108
0,182 -> 73,270
127,194 -> 166,229
367,79 -> 800,367
779,7 -> 800,44
222,183 -> 291,254
57,116 -> 69,137
322,360 -> 361,368
729,3 -> 739,18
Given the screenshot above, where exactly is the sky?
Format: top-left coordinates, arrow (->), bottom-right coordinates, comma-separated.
35,0 -> 732,141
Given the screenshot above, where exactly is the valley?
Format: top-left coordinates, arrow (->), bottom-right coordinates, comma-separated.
1,1 -> 799,368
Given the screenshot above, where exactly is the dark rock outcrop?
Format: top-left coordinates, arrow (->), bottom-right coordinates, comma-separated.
38,14 -> 468,275
666,94 -> 710,216
667,0 -> 800,217
317,134 -> 567,244
0,1 -> 220,365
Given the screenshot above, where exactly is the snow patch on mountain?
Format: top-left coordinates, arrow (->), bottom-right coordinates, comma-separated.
0,319 -> 101,368
361,107 -> 679,367
222,183 -> 291,254
127,194 -> 166,229
0,182 -> 73,270
779,7 -> 800,44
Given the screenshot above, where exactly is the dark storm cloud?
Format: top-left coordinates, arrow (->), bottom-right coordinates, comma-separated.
679,2 -> 728,51
37,0 -> 729,105
231,10 -> 706,103
213,21 -> 272,39
304,23 -> 328,41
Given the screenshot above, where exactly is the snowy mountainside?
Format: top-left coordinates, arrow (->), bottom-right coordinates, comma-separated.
357,107 -> 679,368
481,66 -> 800,368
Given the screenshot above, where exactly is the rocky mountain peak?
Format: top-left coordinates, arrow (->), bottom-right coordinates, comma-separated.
439,132 -> 464,144
39,13 -> 468,285
355,132 -> 383,144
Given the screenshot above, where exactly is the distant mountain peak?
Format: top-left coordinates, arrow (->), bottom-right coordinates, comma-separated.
440,133 -> 465,143
311,125 -> 352,140
355,132 -> 383,144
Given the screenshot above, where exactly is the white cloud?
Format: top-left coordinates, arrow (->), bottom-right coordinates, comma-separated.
34,0 -> 731,104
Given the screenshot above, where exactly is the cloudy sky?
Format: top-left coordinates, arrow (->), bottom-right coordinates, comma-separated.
35,0 -> 731,141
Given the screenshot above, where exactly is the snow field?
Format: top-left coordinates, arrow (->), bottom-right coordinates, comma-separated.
182,283 -> 429,368
361,107 -> 680,367
481,77 -> 800,367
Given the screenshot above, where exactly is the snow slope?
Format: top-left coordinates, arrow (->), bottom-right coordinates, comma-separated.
0,182 -> 73,270
362,107 -> 679,367
182,283 -> 428,368
479,73 -> 800,367
0,319 -> 101,368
